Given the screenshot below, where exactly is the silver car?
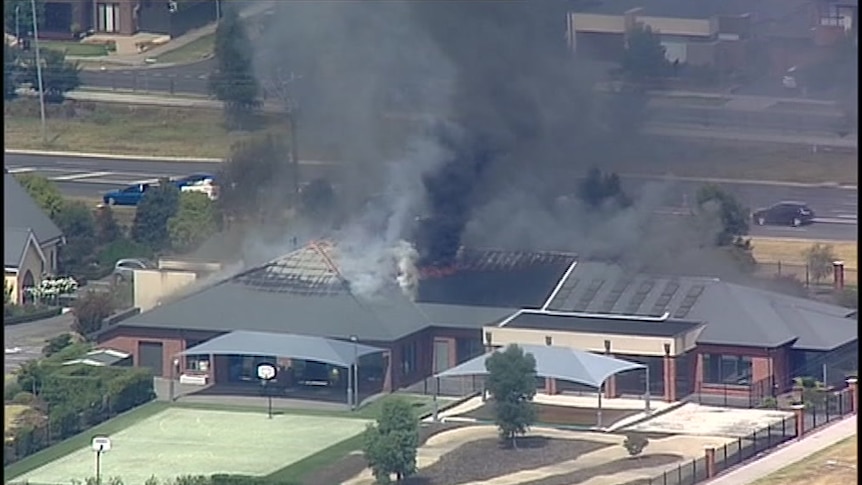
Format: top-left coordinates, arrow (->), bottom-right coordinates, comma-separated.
113,258 -> 156,282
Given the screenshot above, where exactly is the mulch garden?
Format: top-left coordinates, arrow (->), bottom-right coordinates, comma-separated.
462,401 -> 641,427
519,454 -> 684,485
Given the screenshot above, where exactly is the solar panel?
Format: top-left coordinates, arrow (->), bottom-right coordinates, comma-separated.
673,284 -> 706,318
571,279 -> 605,312
550,278 -> 580,309
650,280 -> 680,316
598,278 -> 632,313
625,279 -> 656,314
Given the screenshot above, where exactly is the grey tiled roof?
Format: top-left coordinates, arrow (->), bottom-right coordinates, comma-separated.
5,173 -> 63,245
547,261 -> 857,350
5,227 -> 32,268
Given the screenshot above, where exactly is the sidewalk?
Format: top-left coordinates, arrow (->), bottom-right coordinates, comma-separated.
68,1 -> 275,69
704,414 -> 857,485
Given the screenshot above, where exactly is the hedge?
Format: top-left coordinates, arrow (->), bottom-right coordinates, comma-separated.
4,306 -> 63,325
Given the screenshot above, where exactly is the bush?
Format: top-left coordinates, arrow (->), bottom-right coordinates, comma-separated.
106,368 -> 156,414
11,391 -> 35,405
43,333 -> 75,357
72,290 -> 116,336
49,404 -> 81,440
4,380 -> 22,401
623,433 -> 649,457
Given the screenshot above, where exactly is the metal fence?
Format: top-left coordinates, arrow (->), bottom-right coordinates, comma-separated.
640,388 -> 854,485
408,374 -> 486,399
754,261 -> 858,288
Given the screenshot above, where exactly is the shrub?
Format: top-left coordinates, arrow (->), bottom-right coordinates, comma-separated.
49,404 -> 81,440
623,433 -> 649,457
4,380 -> 22,401
106,368 -> 156,414
11,391 -> 35,405
43,333 -> 75,357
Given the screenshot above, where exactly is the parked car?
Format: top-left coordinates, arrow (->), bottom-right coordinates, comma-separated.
103,183 -> 153,206
752,201 -> 815,227
113,258 -> 156,282
173,173 -> 219,200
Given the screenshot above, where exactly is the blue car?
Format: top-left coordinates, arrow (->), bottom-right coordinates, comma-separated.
102,183 -> 152,206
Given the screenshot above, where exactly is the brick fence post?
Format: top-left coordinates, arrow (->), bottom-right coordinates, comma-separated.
792,404 -> 806,439
847,377 -> 858,414
704,446 -> 716,478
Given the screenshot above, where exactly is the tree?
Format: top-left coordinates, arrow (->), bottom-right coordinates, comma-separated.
54,200 -> 97,276
362,398 -> 420,484
4,0 -> 44,36
621,24 -> 670,89
21,48 -> 80,103
4,41 -> 20,100
131,180 -> 180,251
804,243 -> 837,284
623,433 -> 649,457
218,135 -> 293,221
300,178 -> 337,220
15,173 -> 64,218
71,290 -> 115,336
485,344 -> 537,448
209,5 -> 260,129
578,167 -> 632,210
94,205 -> 123,246
167,192 -> 219,253
695,184 -> 750,246
42,333 -> 74,357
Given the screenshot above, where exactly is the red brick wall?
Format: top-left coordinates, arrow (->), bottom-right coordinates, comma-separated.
97,326 -> 222,377
693,344 -> 793,395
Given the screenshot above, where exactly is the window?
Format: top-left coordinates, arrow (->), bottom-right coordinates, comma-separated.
703,354 -> 753,385
401,341 -> 418,376
97,3 -> 120,33
456,337 -> 484,364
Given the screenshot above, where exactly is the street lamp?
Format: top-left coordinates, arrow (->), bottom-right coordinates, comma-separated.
349,335 -> 358,410
30,0 -> 47,145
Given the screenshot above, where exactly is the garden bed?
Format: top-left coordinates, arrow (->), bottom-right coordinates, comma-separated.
401,436 -> 610,485
521,454 -> 684,485
462,401 -> 640,428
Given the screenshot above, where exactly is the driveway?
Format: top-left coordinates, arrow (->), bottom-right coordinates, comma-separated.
4,313 -> 74,376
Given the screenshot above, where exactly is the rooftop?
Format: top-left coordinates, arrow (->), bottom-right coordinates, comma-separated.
4,172 -> 64,246
501,309 -> 703,337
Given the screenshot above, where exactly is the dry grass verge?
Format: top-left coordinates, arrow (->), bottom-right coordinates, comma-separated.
751,435 -> 857,485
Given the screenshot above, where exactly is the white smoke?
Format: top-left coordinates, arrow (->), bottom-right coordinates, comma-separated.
337,137 -> 450,300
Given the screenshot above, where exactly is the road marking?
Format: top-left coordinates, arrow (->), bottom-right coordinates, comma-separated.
197,74 -> 208,79
49,171 -> 114,181
5,167 -> 36,174
152,73 -> 162,78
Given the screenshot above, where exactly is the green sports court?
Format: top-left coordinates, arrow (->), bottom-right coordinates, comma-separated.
12,408 -> 371,484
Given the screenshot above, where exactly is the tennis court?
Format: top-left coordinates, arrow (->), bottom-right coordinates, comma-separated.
13,408 -> 371,484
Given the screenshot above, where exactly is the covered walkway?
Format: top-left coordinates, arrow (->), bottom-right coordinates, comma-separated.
433,344 -> 650,427
177,330 -> 386,408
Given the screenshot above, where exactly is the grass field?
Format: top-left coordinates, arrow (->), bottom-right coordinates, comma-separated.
155,33 -> 215,64
12,407 -> 370,484
4,405 -> 29,433
752,435 -> 857,485
751,237 -> 858,284
41,41 -> 109,57
4,98 -> 857,184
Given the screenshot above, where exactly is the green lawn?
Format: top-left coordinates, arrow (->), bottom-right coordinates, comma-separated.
155,33 -> 215,65
41,41 -> 109,57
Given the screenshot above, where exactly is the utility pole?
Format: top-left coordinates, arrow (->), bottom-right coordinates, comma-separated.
15,5 -> 20,42
215,0 -> 221,20
31,0 -> 47,145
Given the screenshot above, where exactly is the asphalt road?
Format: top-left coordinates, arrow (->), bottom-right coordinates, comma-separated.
4,314 -> 74,376
79,60 -> 214,95
4,153 -> 858,241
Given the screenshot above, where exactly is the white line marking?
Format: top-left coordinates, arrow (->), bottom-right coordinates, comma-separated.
49,171 -> 114,181
5,167 -> 36,174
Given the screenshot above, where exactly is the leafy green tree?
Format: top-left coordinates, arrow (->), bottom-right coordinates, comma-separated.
21,49 -> 81,103
578,167 -> 632,209
300,178 -> 337,220
218,135 -> 293,222
695,184 -> 750,246
623,433 -> 649,457
71,290 -> 115,337
54,200 -> 97,276
621,24 -> 670,89
209,6 -> 260,129
485,344 -> 538,448
362,398 -> 420,484
4,41 -> 20,100
167,192 -> 218,253
803,243 -> 838,284
131,180 -> 180,251
15,173 -> 64,218
94,205 -> 123,246
4,0 -> 44,35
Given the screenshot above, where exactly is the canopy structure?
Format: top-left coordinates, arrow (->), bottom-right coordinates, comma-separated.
178,330 -> 385,368
433,344 -> 650,428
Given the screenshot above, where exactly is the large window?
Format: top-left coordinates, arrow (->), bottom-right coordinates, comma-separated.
401,341 -> 418,376
703,354 -> 753,385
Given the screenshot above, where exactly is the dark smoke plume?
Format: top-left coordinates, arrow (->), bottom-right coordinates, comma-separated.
409,1 -> 593,267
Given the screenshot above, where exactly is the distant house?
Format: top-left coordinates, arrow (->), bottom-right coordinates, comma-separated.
4,172 -> 64,305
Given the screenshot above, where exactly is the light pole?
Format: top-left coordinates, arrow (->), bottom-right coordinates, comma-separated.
349,335 -> 358,410
215,0 -> 221,20
15,5 -> 20,43
30,0 -> 47,145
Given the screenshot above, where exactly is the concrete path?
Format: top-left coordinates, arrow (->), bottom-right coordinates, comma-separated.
343,424 -> 732,485
704,414 -> 857,485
